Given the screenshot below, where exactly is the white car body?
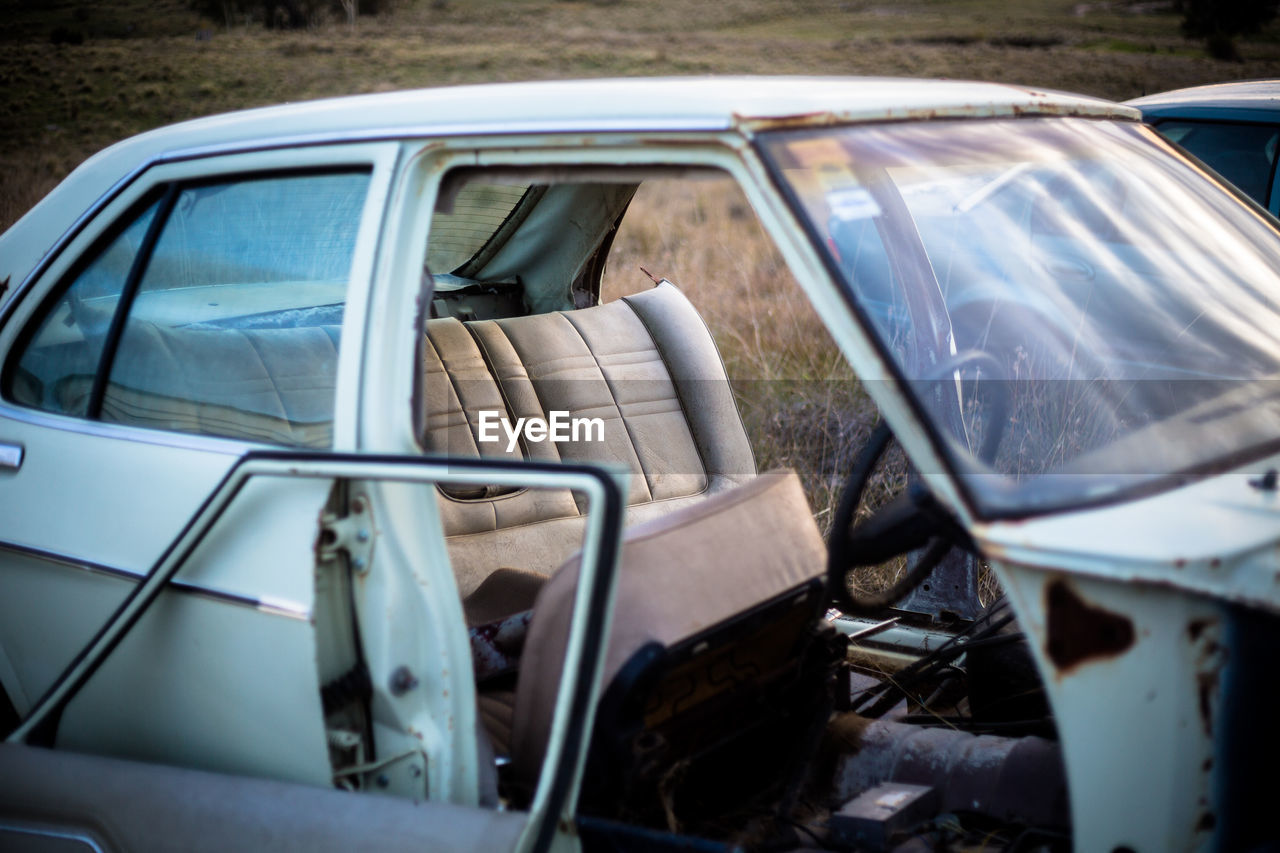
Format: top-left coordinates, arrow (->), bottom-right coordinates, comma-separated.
0,77 -> 1275,853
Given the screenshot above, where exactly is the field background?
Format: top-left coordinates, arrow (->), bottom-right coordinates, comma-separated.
5,0 -> 1280,232
4,0 -> 1279,598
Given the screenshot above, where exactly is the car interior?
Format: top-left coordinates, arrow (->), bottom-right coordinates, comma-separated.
416,169 -> 1064,847
420,169 -> 849,831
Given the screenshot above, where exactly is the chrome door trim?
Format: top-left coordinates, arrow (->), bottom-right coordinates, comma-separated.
0,539 -> 309,620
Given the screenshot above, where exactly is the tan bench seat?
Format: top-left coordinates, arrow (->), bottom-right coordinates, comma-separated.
420,282 -> 756,599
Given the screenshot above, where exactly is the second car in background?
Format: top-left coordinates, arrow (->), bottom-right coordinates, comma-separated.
1129,79 -> 1280,212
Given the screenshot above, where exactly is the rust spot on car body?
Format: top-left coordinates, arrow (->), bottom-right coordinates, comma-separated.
734,110 -> 833,132
1197,672 -> 1217,737
1044,579 -> 1135,673
1190,620 -> 1224,739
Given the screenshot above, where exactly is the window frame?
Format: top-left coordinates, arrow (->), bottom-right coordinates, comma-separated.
0,144 -> 398,453
2,187 -> 167,418
367,134 -> 963,517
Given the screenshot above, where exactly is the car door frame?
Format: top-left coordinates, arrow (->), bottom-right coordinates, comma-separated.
355,128 -> 980,845
742,116 -> 1280,851
4,449 -> 627,853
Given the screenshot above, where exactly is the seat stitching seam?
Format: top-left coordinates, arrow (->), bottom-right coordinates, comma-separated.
466,321 -> 548,463
442,488 -> 724,542
617,289 -> 712,489
429,328 -> 487,455
560,309 -> 656,503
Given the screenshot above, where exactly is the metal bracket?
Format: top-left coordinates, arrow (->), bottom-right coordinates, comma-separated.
894,548 -> 982,623
319,493 -> 375,574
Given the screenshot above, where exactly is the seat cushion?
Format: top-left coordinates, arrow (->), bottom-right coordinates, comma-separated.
507,469 -> 826,786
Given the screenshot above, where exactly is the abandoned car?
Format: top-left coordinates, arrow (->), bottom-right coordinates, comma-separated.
1,77 -> 1278,852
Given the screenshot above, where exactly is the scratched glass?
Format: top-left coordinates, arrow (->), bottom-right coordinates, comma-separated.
763,118 -> 1280,514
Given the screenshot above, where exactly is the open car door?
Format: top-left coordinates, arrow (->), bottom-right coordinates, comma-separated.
2,449 -> 627,853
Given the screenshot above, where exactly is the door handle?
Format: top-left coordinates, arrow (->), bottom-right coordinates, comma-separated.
0,441 -> 23,471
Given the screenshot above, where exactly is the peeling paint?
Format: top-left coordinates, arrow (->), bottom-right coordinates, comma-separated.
1191,621 -> 1226,740
1197,672 -> 1217,738
1044,579 -> 1135,672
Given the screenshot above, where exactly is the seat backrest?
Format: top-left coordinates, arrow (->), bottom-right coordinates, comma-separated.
506,470 -> 831,797
422,282 -> 756,596
57,321 -> 341,448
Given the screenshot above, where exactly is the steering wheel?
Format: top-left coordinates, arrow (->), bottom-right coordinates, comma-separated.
827,350 -> 1010,615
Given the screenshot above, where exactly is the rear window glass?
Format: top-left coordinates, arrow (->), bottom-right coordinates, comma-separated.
426,182 -> 529,273
140,174 -> 368,292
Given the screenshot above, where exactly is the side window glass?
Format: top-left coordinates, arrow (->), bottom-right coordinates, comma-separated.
1156,119 -> 1280,206
7,170 -> 371,447
7,198 -> 161,416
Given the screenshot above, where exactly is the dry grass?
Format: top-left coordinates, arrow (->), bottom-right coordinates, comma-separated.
603,179 -> 1016,603
6,0 -> 1280,231
603,179 -> 869,521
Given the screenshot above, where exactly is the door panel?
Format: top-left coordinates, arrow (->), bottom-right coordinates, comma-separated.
57,475 -> 335,786
0,742 -> 528,853
6,451 -> 628,853
0,426 -> 235,716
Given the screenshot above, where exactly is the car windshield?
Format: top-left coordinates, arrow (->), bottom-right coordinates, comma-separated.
760,117 -> 1280,516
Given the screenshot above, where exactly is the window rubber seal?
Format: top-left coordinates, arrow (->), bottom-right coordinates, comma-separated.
84,183 -> 180,420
